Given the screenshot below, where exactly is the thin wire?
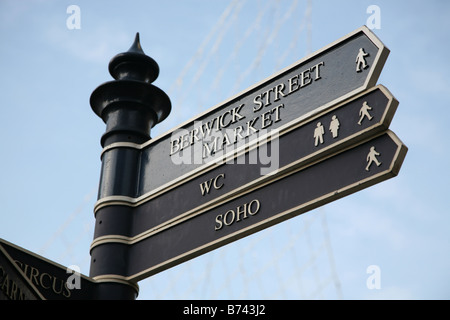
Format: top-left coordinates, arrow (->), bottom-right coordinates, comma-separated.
230,0 -> 300,95
168,0 -> 240,96
38,188 -> 96,256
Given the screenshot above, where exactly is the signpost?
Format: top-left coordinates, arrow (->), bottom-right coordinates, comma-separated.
88,26 -> 407,298
1,25 -> 407,300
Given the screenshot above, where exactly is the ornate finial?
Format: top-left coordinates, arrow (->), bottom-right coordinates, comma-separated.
128,33 -> 145,54
108,32 -> 160,83
90,33 -> 171,146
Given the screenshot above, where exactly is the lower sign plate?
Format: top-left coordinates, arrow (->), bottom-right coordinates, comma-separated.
127,130 -> 407,281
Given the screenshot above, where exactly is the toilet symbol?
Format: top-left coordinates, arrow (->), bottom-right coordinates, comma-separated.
329,115 -> 340,138
358,101 -> 373,125
314,122 -> 325,146
356,48 -> 369,72
366,146 -> 382,171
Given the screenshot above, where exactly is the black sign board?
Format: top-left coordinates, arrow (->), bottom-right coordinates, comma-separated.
0,239 -> 98,300
95,26 -> 390,207
86,26 -> 407,294
92,84 -> 399,243
88,26 -> 408,285
1,24 -> 407,299
0,245 -> 44,300
97,130 -> 407,281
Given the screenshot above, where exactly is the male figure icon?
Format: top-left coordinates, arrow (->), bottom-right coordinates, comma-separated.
314,122 -> 325,146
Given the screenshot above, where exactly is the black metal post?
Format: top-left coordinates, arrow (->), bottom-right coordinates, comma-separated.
89,33 -> 171,299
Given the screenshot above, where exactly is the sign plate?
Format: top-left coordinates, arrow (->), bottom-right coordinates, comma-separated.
0,245 -> 44,300
96,26 -> 389,206
0,239 -> 98,300
92,84 -> 399,242
124,130 -> 407,281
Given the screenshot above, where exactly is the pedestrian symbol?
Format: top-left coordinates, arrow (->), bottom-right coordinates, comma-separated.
356,48 -> 369,72
358,101 -> 374,125
366,146 -> 381,171
314,122 -> 325,146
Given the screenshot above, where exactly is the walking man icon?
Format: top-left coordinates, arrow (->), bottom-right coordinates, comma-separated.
356,48 -> 369,72
358,101 -> 374,125
366,146 -> 382,171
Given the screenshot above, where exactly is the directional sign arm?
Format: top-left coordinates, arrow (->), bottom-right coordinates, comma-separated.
0,238 -> 101,300
91,84 -> 399,243
125,130 -> 407,281
94,26 -> 390,205
0,244 -> 45,300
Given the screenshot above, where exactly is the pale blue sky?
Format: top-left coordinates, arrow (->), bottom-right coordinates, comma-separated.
0,0 -> 449,299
